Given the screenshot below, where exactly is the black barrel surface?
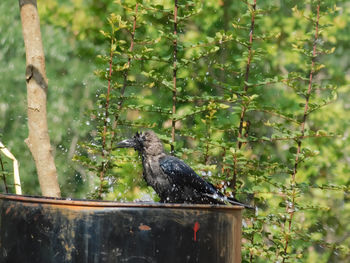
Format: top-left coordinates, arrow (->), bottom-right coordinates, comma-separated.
0,194 -> 242,263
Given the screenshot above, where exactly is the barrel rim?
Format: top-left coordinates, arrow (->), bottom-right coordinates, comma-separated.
0,193 -> 244,210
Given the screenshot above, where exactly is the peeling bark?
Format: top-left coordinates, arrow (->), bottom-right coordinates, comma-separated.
19,0 -> 61,197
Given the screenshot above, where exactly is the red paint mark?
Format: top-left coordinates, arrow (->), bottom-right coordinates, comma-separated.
193,222 -> 200,241
138,224 -> 151,231
5,207 -> 11,215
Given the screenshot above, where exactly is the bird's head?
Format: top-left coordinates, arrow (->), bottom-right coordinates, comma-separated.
116,130 -> 164,156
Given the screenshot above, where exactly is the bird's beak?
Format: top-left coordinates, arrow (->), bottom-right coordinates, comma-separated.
116,138 -> 137,148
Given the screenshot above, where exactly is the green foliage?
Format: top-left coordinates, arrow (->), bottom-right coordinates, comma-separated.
76,0 -> 350,261
1,0 -> 350,262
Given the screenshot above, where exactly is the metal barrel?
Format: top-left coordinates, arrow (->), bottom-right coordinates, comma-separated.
0,194 -> 242,263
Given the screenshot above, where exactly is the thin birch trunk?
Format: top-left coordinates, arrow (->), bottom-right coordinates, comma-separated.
19,0 -> 61,197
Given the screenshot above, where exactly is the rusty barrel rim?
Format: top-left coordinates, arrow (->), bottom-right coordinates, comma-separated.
0,193 -> 244,210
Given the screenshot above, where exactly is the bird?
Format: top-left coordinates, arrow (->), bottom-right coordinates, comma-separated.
116,130 -> 253,209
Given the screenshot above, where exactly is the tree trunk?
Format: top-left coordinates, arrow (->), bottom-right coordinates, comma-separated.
19,0 -> 61,197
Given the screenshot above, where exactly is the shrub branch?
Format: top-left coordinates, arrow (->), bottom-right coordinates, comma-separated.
232,0 -> 257,197
0,155 -> 8,193
98,35 -> 114,198
171,0 -> 178,154
281,2 -> 320,262
111,3 -> 139,145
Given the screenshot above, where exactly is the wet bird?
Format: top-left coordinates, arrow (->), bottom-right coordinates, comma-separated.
116,131 -> 253,208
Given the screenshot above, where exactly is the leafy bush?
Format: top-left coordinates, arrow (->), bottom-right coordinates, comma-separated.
74,0 -> 350,262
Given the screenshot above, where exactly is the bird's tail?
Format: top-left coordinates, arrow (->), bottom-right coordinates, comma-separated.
226,196 -> 255,210
204,193 -> 255,210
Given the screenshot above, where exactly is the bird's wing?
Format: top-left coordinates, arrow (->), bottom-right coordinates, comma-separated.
159,155 -> 219,196
159,155 -> 254,209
